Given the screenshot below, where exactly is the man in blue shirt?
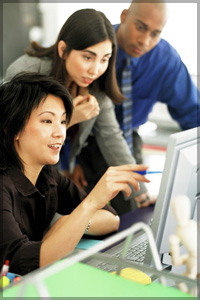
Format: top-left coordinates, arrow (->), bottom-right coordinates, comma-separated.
114,0 -> 199,163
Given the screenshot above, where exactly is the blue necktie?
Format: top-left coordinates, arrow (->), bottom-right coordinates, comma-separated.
121,57 -> 133,154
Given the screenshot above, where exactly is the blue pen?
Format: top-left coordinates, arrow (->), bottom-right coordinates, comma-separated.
135,170 -> 162,175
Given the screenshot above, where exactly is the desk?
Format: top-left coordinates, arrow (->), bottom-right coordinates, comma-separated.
1,205 -> 197,298
119,205 -> 154,231
2,261 -> 195,298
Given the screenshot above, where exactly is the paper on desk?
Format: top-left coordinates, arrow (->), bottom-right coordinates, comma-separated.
76,238 -> 104,250
2,262 -> 194,298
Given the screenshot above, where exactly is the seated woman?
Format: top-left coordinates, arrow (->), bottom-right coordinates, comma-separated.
0,73 -> 150,276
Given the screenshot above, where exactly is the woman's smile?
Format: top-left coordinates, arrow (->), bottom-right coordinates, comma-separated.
48,142 -> 62,152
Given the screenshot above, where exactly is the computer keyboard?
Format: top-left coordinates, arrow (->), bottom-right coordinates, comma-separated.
85,234 -> 148,272
112,239 -> 148,263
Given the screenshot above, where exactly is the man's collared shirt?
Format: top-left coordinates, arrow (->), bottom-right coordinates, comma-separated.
114,24 -> 200,131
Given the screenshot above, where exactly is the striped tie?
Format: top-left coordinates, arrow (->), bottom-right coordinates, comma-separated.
121,57 -> 133,154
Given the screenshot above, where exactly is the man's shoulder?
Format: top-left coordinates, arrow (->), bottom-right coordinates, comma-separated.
141,39 -> 181,68
152,39 -> 179,58
113,24 -> 119,32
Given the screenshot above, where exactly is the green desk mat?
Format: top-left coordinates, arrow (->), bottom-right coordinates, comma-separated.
2,262 -> 195,298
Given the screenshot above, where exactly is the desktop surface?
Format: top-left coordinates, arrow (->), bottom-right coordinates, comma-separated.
1,205 -> 197,298
2,261 -> 195,298
119,205 -> 154,231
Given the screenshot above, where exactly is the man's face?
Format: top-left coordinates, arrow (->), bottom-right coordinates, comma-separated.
117,3 -> 167,58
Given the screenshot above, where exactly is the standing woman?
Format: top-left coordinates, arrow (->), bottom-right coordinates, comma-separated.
6,9 -> 150,214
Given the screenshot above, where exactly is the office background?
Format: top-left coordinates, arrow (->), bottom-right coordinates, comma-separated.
2,1 -> 198,143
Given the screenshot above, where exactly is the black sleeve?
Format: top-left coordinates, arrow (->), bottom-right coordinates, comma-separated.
0,187 -> 42,275
49,167 -> 118,216
103,204 -> 118,216
47,166 -> 87,214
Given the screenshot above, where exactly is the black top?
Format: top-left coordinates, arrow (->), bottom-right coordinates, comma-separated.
0,165 -> 87,275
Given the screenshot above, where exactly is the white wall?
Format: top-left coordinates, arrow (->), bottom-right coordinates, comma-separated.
39,2 -> 197,76
162,3 -> 197,76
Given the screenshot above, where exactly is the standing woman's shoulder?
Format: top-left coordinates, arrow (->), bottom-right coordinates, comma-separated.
92,90 -> 115,109
5,54 -> 52,81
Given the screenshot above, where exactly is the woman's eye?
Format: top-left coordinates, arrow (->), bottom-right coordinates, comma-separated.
61,120 -> 67,125
43,120 -> 52,124
84,56 -> 91,61
102,58 -> 109,63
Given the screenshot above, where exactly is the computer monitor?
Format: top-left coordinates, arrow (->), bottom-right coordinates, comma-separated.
145,126 -> 199,266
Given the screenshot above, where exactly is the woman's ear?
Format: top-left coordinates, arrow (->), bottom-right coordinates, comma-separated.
14,132 -> 20,141
58,40 -> 67,59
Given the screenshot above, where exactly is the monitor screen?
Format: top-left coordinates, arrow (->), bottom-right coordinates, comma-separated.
145,126 -> 199,266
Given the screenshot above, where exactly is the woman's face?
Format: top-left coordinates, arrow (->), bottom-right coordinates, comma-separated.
65,40 -> 112,87
14,94 -> 67,169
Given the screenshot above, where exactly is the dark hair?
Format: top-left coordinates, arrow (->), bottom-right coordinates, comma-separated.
25,9 -> 124,104
0,72 -> 73,171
